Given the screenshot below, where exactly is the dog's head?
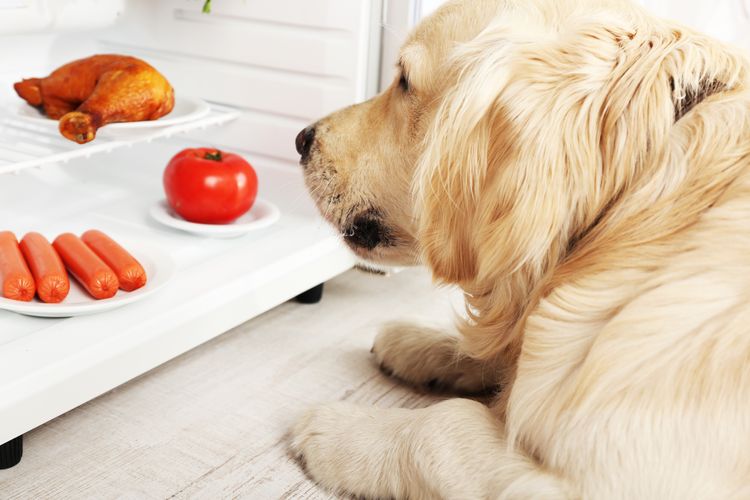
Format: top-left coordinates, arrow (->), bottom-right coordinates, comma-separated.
297,0 -> 502,265
298,0 -> 749,282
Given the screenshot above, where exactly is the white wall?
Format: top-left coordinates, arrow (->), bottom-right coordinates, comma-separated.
418,0 -> 446,17
643,0 -> 750,49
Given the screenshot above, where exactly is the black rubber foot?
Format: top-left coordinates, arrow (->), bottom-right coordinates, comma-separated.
295,283 -> 324,304
0,435 -> 23,470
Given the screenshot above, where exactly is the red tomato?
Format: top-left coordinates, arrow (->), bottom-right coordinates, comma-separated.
163,148 -> 258,224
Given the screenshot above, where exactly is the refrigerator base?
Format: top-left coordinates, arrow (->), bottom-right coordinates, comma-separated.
295,283 -> 325,304
0,435 -> 23,469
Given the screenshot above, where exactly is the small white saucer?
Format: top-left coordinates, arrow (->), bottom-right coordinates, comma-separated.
149,199 -> 280,238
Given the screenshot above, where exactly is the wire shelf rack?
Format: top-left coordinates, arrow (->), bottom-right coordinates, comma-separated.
0,102 -> 240,175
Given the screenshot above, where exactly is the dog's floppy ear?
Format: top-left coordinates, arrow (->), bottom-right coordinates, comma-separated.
415,28 -> 516,284
415,18 -> 633,287
416,14 -> 749,289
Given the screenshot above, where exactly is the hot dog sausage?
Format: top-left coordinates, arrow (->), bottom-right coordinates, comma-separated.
81,230 -> 147,292
20,232 -> 70,303
0,231 -> 36,302
53,233 -> 119,300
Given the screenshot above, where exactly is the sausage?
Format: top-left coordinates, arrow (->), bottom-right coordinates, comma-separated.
81,230 -> 147,292
53,233 -> 119,300
20,232 -> 70,303
0,231 -> 36,302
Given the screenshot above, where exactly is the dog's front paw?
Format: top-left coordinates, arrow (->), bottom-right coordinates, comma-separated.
291,403 -> 406,498
373,321 -> 491,394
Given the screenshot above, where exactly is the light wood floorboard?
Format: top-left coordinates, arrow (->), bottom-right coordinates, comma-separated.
0,267 -> 462,499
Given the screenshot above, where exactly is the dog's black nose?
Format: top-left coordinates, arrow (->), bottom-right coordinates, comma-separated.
344,213 -> 385,250
295,126 -> 316,161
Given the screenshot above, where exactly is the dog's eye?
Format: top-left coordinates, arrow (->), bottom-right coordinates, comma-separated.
398,73 -> 410,93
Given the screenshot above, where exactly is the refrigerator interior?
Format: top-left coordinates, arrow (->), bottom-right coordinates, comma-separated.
0,0 -> 384,445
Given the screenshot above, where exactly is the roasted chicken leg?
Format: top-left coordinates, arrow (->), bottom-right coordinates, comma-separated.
14,54 -> 175,144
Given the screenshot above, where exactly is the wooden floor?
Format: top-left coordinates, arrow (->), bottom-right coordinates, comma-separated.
1,267 -> 461,499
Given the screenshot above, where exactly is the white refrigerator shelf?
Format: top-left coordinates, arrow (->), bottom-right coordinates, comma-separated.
0,101 -> 240,175
0,139 -> 356,444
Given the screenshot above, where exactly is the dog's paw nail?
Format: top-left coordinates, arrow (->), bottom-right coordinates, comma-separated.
379,363 -> 394,377
426,378 -> 440,390
370,346 -> 375,354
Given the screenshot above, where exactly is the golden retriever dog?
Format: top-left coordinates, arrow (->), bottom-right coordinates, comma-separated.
292,0 -> 750,498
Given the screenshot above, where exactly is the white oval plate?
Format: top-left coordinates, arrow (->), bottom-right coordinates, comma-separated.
9,95 -> 210,131
150,199 -> 280,238
0,244 -> 175,318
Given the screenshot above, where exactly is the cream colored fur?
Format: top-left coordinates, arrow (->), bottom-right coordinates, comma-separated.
293,0 -> 750,498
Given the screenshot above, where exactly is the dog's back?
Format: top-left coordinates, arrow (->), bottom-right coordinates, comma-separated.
504,12 -> 750,497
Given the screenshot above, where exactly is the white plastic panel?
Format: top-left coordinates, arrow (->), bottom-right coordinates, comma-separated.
97,49 -> 356,122
0,0 -> 124,35
51,0 -> 126,32
192,111 -> 307,164
0,0 -> 50,34
111,13 -> 357,80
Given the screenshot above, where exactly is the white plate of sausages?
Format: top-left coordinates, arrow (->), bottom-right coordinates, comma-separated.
0,240 -> 175,318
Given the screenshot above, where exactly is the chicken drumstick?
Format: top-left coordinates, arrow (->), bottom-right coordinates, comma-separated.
14,54 -> 174,144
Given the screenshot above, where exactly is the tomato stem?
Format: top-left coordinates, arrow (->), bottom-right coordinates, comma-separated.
204,150 -> 223,162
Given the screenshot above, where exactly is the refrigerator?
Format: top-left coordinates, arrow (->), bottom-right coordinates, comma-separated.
0,0 -> 398,461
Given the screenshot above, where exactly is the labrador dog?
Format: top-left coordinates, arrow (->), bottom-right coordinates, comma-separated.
291,0 -> 750,498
